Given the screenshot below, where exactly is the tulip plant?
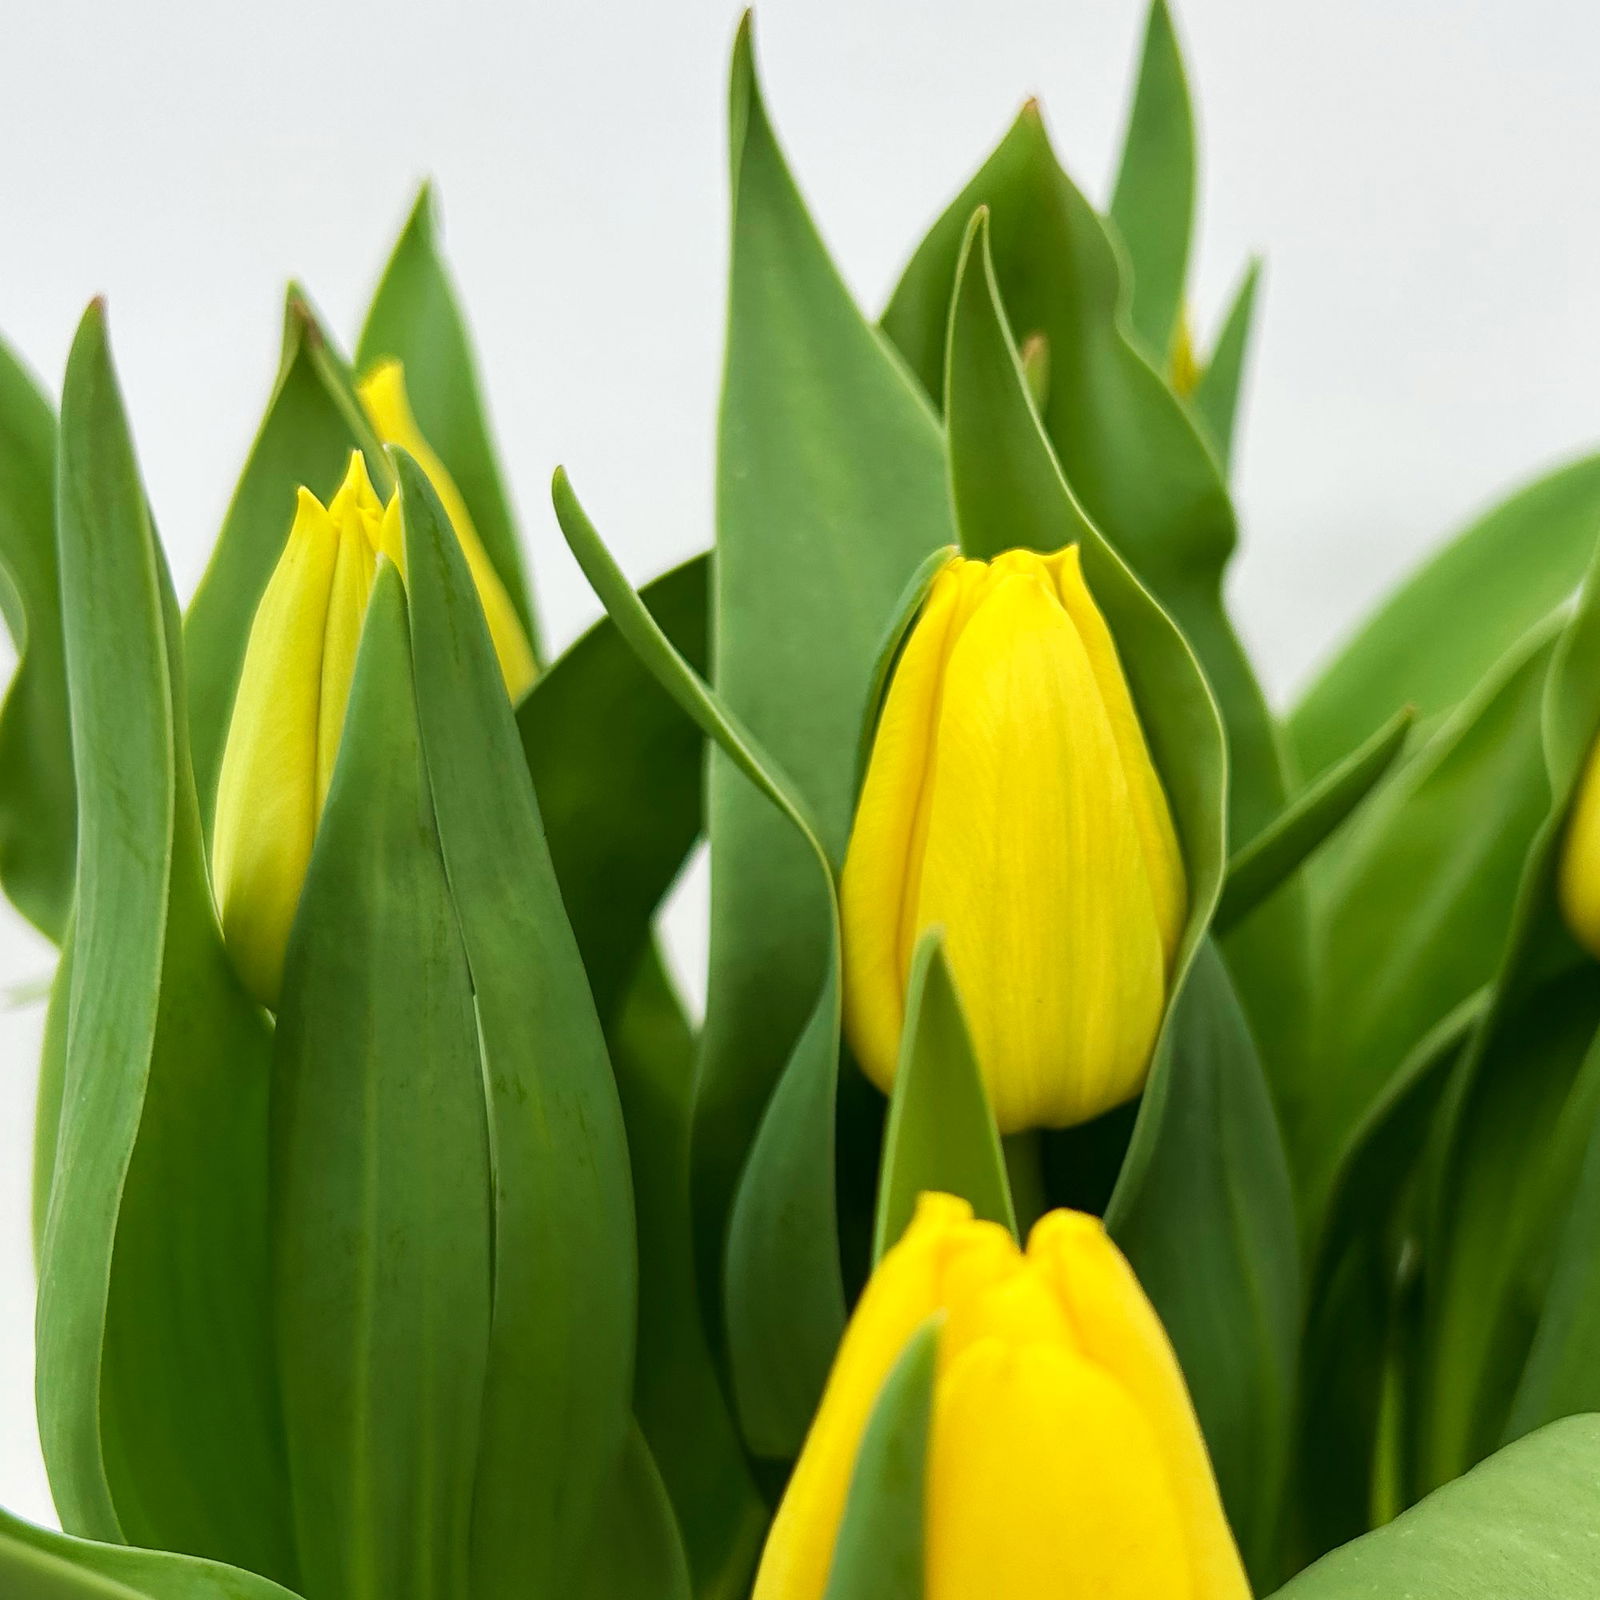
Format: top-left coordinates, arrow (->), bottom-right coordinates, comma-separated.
6,6 -> 1600,1598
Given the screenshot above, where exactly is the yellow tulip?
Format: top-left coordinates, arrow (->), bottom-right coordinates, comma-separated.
1559,738 -> 1600,957
211,451 -> 400,1008
754,1193 -> 1247,1600
841,546 -> 1185,1134
357,358 -> 538,701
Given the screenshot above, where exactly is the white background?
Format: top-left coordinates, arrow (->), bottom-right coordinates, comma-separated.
4,0 -> 1600,1530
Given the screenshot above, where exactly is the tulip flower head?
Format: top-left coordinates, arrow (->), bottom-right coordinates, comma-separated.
211,452 -> 400,1009
754,1193 -> 1248,1600
1559,735 -> 1600,959
357,358 -> 537,701
841,546 -> 1185,1133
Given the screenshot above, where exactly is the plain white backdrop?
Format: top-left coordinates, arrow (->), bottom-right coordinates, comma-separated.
4,0 -> 1600,1531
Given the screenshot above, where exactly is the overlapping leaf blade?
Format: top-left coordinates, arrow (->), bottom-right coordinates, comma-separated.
695,22 -> 955,1393
36,305 -> 293,1583
271,566 -> 490,1600
398,450 -> 636,1597
0,335 -> 71,940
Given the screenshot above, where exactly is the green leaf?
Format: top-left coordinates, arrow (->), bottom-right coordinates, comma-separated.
358,184 -> 539,657
271,565 -> 490,1600
872,929 -> 1016,1262
397,448 -> 637,1596
1270,1416 -> 1600,1598
607,945 -> 767,1600
1510,1060 -> 1600,1438
552,464 -> 849,1461
1291,452 -> 1600,780
0,1507 -> 302,1600
35,303 -> 294,1583
697,16 -> 955,1363
1191,260 -> 1261,475
574,1426 -> 693,1600
1215,702 -> 1414,936
1414,535 -> 1600,1493
0,334 -> 72,940
1291,618 -> 1559,1223
1107,942 -> 1300,1586
821,1318 -> 939,1600
184,291 -> 368,829
1108,0 -> 1196,366
519,554 -> 708,1025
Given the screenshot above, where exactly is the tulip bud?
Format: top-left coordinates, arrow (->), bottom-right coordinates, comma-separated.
841,546 -> 1185,1133
753,1193 -> 1247,1600
1169,309 -> 1201,398
357,358 -> 538,701
211,451 -> 399,1008
1559,739 -> 1600,957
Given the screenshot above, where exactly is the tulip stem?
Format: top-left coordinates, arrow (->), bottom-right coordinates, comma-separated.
1002,1132 -> 1047,1238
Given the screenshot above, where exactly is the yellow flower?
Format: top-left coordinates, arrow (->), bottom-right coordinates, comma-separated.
357,358 -> 538,701
1559,739 -> 1600,957
841,546 -> 1185,1133
754,1193 -> 1248,1600
211,452 -> 400,1008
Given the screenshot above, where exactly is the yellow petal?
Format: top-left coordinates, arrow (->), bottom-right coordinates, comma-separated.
1028,1210 -> 1251,1599
211,489 -> 338,1009
1560,742 -> 1600,958
841,557 -> 985,1090
315,509 -> 379,810
926,1337 -> 1195,1600
915,567 -> 1167,1131
1047,545 -> 1187,965
357,358 -> 537,700
752,1195 -> 1008,1600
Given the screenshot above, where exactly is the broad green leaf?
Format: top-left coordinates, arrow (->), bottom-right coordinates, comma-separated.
0,1507 -> 302,1600
0,335 -> 72,939
1215,703 -> 1413,936
607,945 -> 767,1600
696,17 -> 954,1374
272,567 -> 490,1600
519,554 -> 708,1024
36,304 -> 293,1583
821,1319 -> 939,1600
552,464 -> 849,1461
184,290 -> 366,827
358,185 -> 540,657
31,932 -> 71,1251
1108,942 -> 1300,1585
872,929 -> 1016,1262
398,449 -> 636,1596
1415,537 -> 1600,1493
1192,260 -> 1261,476
1271,1415 -> 1600,1598
1292,618 -> 1559,1223
1108,0 -> 1196,366
575,1426 -> 693,1600
1291,452 -> 1600,780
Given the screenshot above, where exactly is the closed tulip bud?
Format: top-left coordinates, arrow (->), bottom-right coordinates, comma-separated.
211,451 -> 400,1008
841,546 -> 1185,1134
1559,738 -> 1600,957
753,1193 -> 1248,1600
357,358 -> 538,701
